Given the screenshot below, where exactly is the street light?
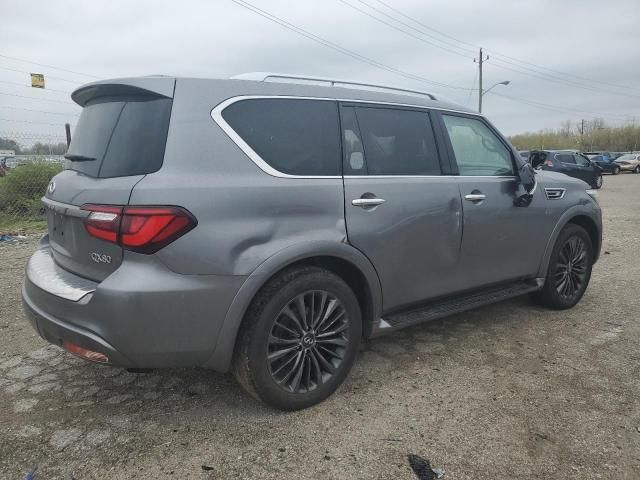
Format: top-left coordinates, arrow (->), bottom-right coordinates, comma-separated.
479,80 -> 510,113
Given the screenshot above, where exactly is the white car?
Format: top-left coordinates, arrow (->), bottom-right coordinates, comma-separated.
614,153 -> 640,173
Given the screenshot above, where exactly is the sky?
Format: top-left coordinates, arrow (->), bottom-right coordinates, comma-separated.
1,0 -> 640,144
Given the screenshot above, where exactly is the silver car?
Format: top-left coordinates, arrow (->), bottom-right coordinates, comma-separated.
615,153 -> 640,173
22,73 -> 602,409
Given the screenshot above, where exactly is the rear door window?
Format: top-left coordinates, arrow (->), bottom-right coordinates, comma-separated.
347,106 -> 441,175
221,98 -> 340,176
557,153 -> 576,164
67,96 -> 173,178
442,114 -> 514,176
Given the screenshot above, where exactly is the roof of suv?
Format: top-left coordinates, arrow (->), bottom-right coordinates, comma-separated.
72,74 -> 475,114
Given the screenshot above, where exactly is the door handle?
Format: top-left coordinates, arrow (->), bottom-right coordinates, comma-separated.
352,198 -> 385,207
464,193 -> 487,202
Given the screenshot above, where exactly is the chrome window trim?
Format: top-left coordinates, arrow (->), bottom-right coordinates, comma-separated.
210,95 -> 483,179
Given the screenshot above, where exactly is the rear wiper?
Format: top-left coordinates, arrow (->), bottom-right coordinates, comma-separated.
64,154 -> 96,162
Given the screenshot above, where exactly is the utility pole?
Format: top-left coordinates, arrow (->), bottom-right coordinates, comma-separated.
474,48 -> 489,113
580,119 -> 585,150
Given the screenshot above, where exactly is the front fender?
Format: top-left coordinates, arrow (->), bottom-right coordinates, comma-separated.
537,203 -> 602,278
202,240 -> 383,372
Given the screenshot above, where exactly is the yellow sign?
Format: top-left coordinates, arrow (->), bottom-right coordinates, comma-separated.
30,73 -> 45,89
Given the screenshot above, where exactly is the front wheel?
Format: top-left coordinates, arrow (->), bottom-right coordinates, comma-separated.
233,266 -> 362,410
593,175 -> 603,189
613,166 -> 621,175
531,224 -> 593,310
634,165 -> 640,174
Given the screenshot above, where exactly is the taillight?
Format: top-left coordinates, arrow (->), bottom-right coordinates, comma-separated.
81,204 -> 196,254
544,159 -> 554,167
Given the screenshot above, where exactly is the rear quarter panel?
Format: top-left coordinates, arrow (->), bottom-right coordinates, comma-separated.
128,79 -> 347,277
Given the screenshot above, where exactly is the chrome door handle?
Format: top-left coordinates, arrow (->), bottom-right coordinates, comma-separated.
464,194 -> 487,202
352,198 -> 385,207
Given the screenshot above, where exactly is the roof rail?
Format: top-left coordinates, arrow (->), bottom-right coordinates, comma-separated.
231,72 -> 437,100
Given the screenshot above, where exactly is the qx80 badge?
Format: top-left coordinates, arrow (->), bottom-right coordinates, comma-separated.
91,253 -> 112,264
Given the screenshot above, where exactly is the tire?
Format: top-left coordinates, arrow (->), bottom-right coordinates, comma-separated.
593,175 -> 603,189
634,165 -> 640,174
531,224 -> 593,310
613,166 -> 621,175
232,266 -> 362,410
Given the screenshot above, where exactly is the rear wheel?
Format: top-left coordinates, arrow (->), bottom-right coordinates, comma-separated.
634,165 -> 640,174
233,266 -> 362,410
531,224 -> 593,310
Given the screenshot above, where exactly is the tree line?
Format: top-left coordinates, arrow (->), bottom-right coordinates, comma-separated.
0,136 -> 67,156
509,119 -> 640,152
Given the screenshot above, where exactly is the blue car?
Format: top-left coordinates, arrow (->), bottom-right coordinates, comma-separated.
584,152 -> 621,175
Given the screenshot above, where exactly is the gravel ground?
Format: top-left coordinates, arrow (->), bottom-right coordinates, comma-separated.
1,175 -> 639,480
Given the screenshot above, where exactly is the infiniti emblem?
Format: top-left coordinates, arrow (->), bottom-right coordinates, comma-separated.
48,180 -> 56,194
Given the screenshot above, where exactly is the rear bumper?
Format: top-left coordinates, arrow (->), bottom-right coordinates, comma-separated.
22,240 -> 246,369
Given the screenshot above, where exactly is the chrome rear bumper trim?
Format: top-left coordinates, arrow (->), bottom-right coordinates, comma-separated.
27,248 -> 97,301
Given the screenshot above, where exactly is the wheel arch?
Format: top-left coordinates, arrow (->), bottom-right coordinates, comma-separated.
202,241 -> 383,372
537,206 -> 602,278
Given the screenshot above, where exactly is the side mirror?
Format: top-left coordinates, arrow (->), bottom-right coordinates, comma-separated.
514,162 -> 536,207
518,162 -> 536,193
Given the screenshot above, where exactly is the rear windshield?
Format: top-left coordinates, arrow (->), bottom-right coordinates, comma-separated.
66,96 -> 172,178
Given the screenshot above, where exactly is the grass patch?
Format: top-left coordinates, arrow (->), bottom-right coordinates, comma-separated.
0,214 -> 47,234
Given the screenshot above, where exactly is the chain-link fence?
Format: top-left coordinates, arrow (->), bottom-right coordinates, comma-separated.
1,131 -> 67,233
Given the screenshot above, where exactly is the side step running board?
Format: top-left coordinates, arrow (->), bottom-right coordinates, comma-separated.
372,280 -> 542,337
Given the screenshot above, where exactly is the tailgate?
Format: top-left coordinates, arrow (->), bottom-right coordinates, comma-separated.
42,77 -> 175,282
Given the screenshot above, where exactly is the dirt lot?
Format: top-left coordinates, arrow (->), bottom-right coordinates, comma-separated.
1,175 -> 639,480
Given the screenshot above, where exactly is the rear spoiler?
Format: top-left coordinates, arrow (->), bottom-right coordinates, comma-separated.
71,76 -> 176,107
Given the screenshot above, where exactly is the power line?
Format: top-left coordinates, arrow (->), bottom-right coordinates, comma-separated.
351,0 -> 640,100
229,0 -> 469,91
0,90 -> 77,105
0,53 -> 98,79
338,0 -> 472,59
488,59 -> 640,100
0,105 -> 79,117
488,91 -> 633,121
371,0 -> 640,94
0,117 -> 75,127
0,65 -> 84,85
0,79 -> 73,94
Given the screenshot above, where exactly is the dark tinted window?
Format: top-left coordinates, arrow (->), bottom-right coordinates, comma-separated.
67,96 -> 172,178
557,153 -> 576,164
353,107 -> 441,175
222,99 -> 340,176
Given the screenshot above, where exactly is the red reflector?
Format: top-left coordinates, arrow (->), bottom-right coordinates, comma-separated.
81,204 -> 196,254
63,341 -> 109,363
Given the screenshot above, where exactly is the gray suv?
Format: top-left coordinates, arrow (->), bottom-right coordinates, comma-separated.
22,73 -> 602,410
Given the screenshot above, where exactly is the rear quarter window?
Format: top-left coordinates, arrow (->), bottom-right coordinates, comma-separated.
221,98 -> 341,176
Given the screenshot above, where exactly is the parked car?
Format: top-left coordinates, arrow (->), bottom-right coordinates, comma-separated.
22,74 -> 602,410
614,153 -> 640,173
530,150 -> 603,188
519,150 -> 530,160
584,152 -> 621,174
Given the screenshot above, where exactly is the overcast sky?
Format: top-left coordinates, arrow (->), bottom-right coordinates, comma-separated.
1,0 -> 640,143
